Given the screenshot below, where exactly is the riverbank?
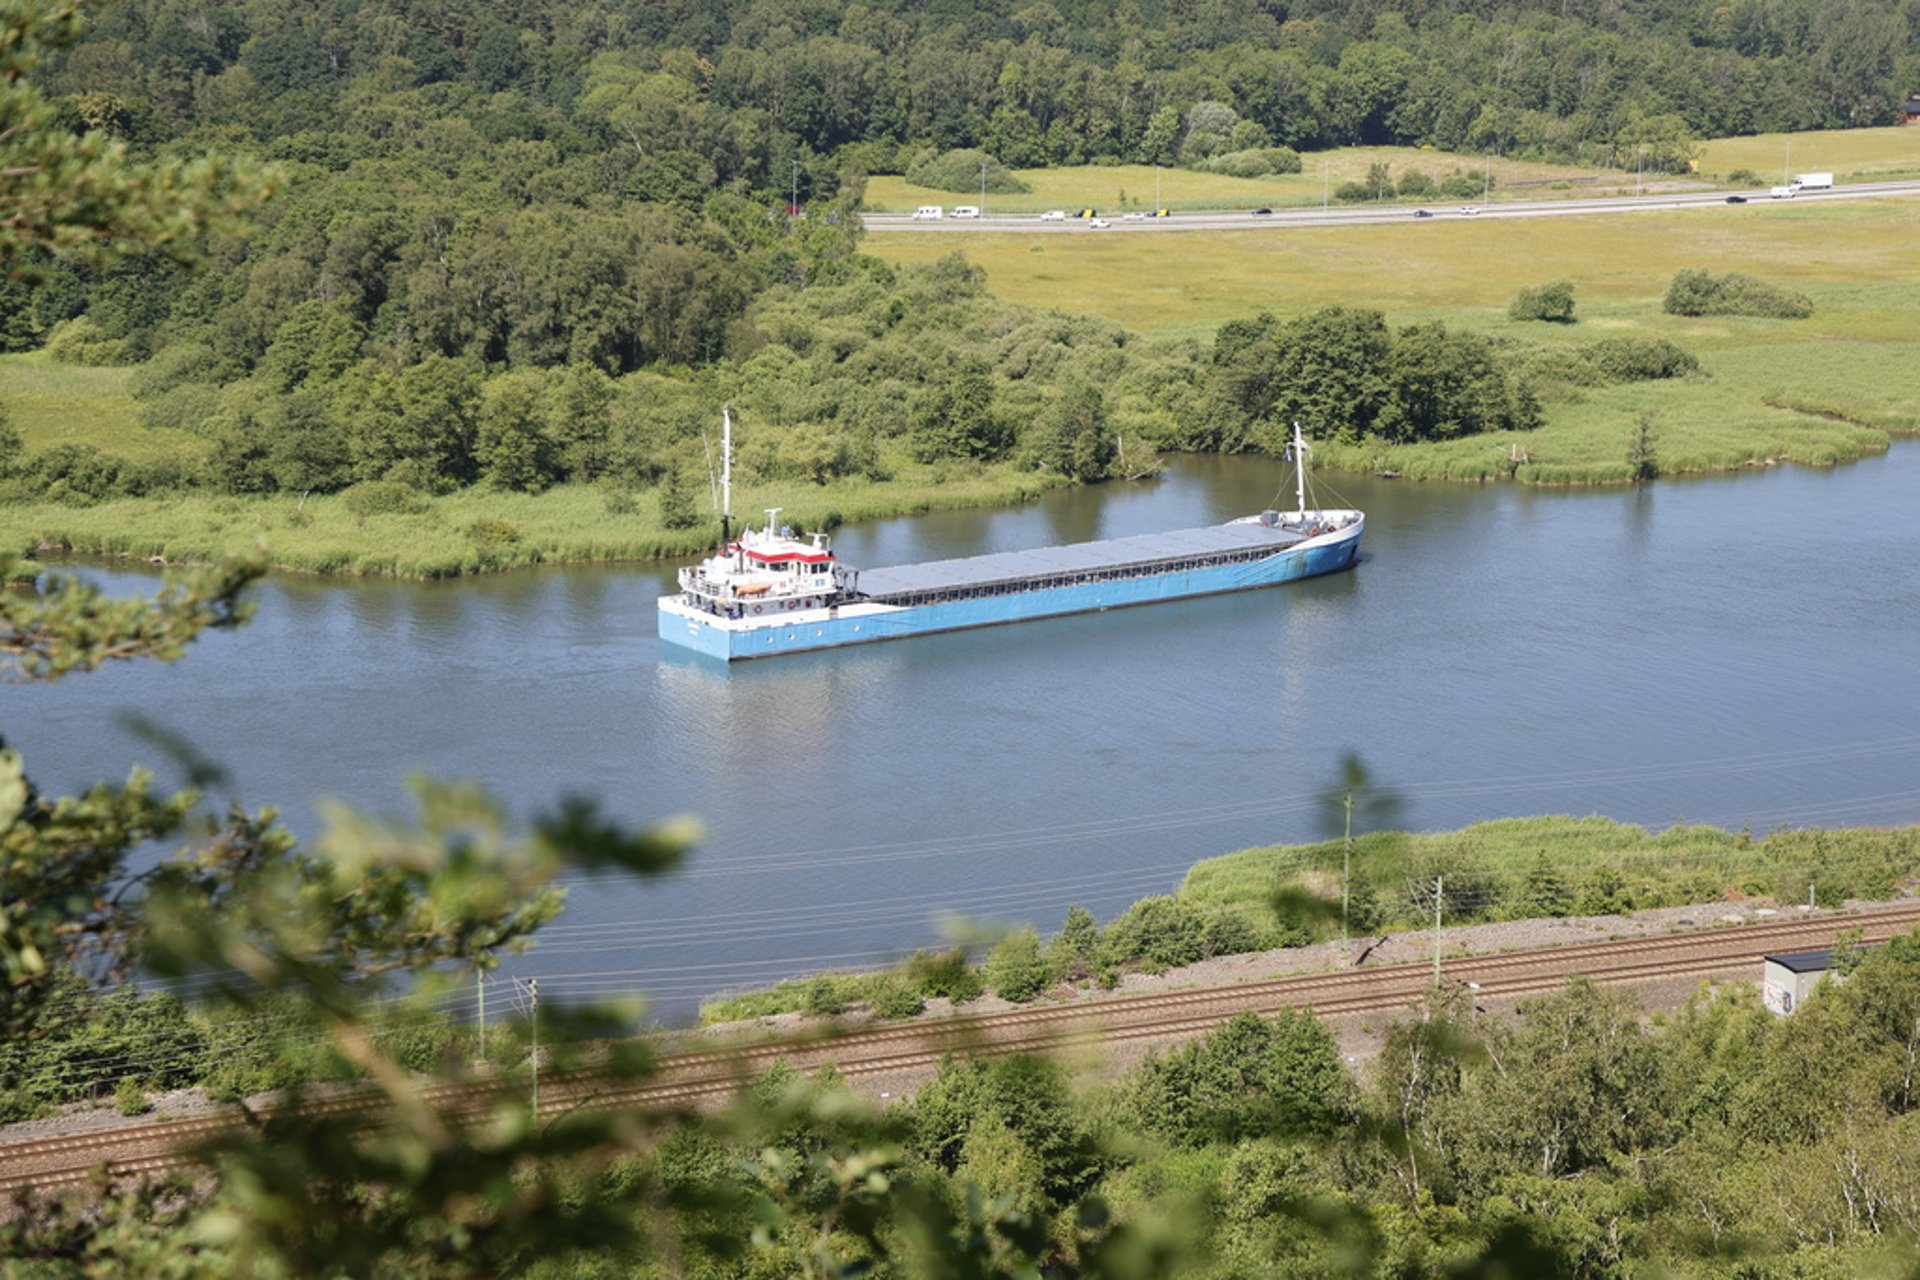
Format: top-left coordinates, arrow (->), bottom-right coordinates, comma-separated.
696,816 -> 1920,1023
8,418 -> 1911,578
0,466 -> 1069,579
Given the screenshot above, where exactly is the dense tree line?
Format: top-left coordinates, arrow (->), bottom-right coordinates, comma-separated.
2,0 -> 1910,513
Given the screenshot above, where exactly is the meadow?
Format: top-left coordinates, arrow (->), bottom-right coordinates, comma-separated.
1697,124 -> 1920,182
865,146 -> 1623,214
0,353 -> 209,465
864,127 -> 1920,215
876,197 -> 1920,481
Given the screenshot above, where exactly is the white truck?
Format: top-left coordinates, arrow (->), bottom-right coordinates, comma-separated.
1770,185 -> 1795,199
1791,172 -> 1834,192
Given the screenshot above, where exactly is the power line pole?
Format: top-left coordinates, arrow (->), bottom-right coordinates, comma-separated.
477,971 -> 486,1063
1428,875 -> 1443,990
1431,875 -> 1444,986
1340,787 -> 1354,958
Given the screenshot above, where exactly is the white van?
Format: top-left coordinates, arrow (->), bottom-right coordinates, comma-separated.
912,205 -> 944,220
951,205 -> 980,219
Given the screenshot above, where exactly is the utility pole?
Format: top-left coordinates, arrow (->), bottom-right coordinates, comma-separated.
1431,876 -> 1444,986
1340,787 -> 1355,957
979,158 -> 987,216
528,978 -> 540,1115
1323,156 -> 1329,210
476,971 -> 486,1062
1154,163 -> 1160,211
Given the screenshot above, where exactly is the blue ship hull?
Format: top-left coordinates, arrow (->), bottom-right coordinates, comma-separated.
658,520 -> 1361,661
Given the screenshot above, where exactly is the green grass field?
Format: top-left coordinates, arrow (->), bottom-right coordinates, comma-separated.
0,351 -> 208,464
875,197 -> 1920,481
866,128 -> 1920,215
865,147 -> 1623,214
1698,125 -> 1920,182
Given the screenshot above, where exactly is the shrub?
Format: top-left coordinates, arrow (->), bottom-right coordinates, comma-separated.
130,342 -> 223,399
870,979 -> 925,1020
1193,146 -> 1302,178
1663,269 -> 1813,319
1509,278 -> 1577,323
1123,1011 -> 1355,1148
1587,338 -> 1698,382
1045,905 -> 1103,982
113,1077 -> 150,1116
0,416 -> 19,476
657,467 -> 700,529
341,480 -> 429,516
905,147 -> 1029,195
1396,169 -> 1435,196
45,316 -> 135,365
909,949 -> 985,1003
802,976 -> 845,1017
463,517 -> 522,548
22,443 -> 128,503
1104,896 -> 1210,970
985,929 -> 1050,1003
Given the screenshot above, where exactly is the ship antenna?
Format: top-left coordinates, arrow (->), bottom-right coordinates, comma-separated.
1292,421 -> 1310,515
720,405 -> 734,553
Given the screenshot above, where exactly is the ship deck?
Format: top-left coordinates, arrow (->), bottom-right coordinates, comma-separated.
855,522 -> 1309,606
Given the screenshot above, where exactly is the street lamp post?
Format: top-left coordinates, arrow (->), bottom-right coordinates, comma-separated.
980,159 -> 987,216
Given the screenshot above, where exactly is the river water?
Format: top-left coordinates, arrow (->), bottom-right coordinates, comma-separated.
12,448 -> 1920,1022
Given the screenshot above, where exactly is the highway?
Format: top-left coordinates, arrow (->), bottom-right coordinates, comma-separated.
861,179 -> 1920,234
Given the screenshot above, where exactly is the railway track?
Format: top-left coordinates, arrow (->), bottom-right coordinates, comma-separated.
6,903 -> 1915,1195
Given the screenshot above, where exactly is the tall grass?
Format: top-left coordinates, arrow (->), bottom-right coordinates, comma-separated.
1179,816 -> 1920,927
4,466 -> 1067,578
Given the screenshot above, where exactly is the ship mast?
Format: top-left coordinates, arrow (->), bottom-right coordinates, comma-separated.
1292,421 -> 1311,516
720,405 -> 733,553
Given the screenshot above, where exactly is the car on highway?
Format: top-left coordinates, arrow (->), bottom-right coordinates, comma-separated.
911,205 -> 943,220
1040,209 -> 1066,221
1414,209 -> 1433,218
1458,205 -> 1480,215
951,205 -> 979,219
1724,194 -> 1748,204
1250,207 -> 1273,216
1122,211 -> 1146,221
1088,218 -> 1112,228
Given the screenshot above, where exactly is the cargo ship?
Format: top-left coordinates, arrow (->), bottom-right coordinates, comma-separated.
657,413 -> 1362,661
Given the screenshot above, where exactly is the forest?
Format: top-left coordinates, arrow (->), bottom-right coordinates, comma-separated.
3,0 -> 1916,521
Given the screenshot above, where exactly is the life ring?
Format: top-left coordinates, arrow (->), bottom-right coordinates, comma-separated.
751,604 -> 763,615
